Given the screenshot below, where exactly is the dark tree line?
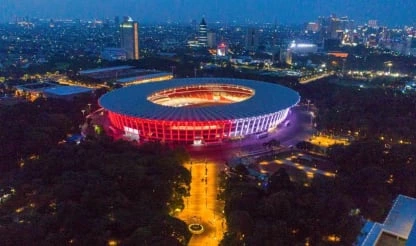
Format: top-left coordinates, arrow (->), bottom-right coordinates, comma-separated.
220,80 -> 416,245
327,140 -> 416,221
0,97 -> 87,172
220,140 -> 416,245
220,168 -> 361,245
0,99 -> 192,245
296,80 -> 416,144
0,138 -> 192,245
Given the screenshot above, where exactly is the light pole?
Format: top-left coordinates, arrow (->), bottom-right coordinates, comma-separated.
384,61 -> 393,74
342,58 -> 346,74
171,65 -> 176,77
310,112 -> 315,126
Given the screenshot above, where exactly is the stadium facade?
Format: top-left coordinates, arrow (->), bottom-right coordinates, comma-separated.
99,78 -> 300,144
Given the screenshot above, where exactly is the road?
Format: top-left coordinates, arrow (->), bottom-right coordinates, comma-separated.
176,161 -> 226,246
186,105 -> 316,162
299,72 -> 334,84
90,105 -> 316,245
176,106 -> 315,245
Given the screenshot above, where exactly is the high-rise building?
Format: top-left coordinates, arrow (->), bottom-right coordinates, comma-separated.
198,18 -> 208,47
318,15 -> 354,42
120,17 -> 139,60
207,32 -> 217,48
329,16 -> 341,39
279,48 -> 292,66
245,28 -> 259,51
339,16 -> 354,31
114,16 -> 120,27
306,22 -> 320,33
368,20 -> 378,28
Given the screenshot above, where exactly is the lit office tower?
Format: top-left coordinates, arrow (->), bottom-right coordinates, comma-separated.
120,16 -> 139,60
198,18 -> 208,47
245,28 -> 259,51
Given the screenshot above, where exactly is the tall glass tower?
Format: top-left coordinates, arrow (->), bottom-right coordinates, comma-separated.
120,16 -> 139,60
198,18 -> 208,48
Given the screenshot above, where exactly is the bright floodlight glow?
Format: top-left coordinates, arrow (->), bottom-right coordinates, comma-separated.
290,41 -> 316,48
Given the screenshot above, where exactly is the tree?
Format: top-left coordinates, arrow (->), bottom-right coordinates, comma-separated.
227,210 -> 254,240
234,164 -> 249,176
0,139 -> 191,245
268,168 -> 292,193
296,141 -> 314,151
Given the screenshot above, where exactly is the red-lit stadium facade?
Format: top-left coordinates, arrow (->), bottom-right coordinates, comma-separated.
99,78 -> 300,144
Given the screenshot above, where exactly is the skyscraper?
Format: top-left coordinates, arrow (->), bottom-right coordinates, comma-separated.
114,16 -> 120,27
207,32 -> 217,48
120,17 -> 139,60
198,18 -> 208,48
319,15 -> 354,41
245,28 -> 259,51
368,20 -> 378,28
279,48 -> 292,66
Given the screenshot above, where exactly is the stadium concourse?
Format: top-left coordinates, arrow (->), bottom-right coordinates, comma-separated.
99,77 -> 300,145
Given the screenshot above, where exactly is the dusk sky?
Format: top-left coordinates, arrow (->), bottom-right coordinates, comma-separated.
2,0 -> 416,26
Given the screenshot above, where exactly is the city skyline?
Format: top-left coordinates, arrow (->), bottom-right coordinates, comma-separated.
2,1 -> 416,245
2,0 -> 416,26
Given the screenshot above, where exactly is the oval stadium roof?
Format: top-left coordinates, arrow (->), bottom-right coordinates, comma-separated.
99,78 -> 300,121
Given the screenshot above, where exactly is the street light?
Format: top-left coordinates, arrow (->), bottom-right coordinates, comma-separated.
171,65 -> 176,77
384,61 -> 393,74
310,112 -> 315,126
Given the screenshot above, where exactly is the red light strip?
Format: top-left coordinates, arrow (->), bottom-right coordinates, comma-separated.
107,107 -> 290,143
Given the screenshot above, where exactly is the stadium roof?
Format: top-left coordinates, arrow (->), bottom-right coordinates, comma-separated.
79,65 -> 135,75
115,72 -> 172,83
44,86 -> 92,96
99,78 -> 300,121
16,82 -> 92,96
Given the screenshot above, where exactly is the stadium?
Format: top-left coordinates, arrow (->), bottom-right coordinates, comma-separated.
99,78 -> 300,144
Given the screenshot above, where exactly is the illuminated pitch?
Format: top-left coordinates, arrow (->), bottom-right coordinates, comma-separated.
99,78 -> 300,144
